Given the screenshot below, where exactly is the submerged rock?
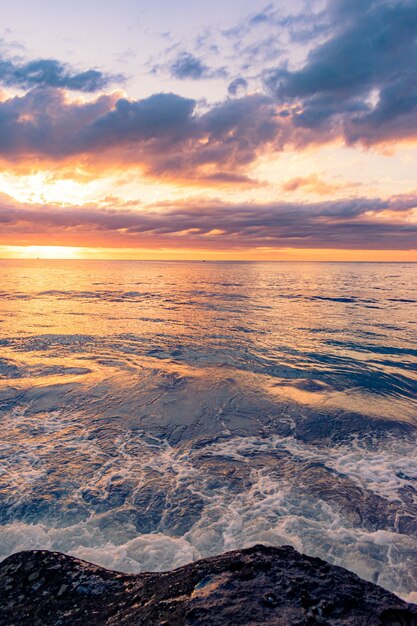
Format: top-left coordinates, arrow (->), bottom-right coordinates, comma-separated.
0,545 -> 416,625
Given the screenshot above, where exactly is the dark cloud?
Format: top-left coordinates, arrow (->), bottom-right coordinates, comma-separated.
0,89 -> 284,180
170,52 -> 208,80
170,52 -> 209,80
265,0 -> 417,146
0,57 -> 120,92
169,52 -> 226,80
228,78 -> 248,96
1,191 -> 416,250
86,92 -> 197,145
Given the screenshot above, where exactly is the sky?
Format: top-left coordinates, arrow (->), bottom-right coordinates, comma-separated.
0,0 -> 417,260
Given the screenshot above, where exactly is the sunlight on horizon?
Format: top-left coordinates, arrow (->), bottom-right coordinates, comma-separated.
4,246 -> 83,260
1,245 -> 417,262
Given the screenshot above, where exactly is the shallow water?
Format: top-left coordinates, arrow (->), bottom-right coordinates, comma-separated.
0,260 -> 416,600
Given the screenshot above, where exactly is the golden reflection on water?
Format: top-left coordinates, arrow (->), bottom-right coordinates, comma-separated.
0,259 -> 416,422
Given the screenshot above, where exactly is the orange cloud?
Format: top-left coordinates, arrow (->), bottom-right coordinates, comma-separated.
282,174 -> 362,195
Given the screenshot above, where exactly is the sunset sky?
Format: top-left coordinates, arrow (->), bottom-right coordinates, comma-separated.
0,0 -> 417,260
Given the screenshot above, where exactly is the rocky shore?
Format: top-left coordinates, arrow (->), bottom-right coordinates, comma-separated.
0,544 -> 416,625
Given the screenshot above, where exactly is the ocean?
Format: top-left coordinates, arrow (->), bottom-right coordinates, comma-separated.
0,260 -> 416,600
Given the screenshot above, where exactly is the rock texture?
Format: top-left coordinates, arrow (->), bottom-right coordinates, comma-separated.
0,545 -> 416,625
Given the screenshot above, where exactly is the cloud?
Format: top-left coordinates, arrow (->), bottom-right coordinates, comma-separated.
228,78 -> 248,96
222,3 -> 329,53
0,88 -> 285,181
170,52 -> 208,80
1,191 -> 416,250
264,0 -> 417,146
169,52 -> 226,80
282,174 -> 362,195
0,56 -> 120,92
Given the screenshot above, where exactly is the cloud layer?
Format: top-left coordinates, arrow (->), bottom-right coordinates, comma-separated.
1,192 -> 416,250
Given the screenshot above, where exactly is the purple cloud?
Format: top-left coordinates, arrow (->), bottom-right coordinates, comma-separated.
1,192 -> 416,250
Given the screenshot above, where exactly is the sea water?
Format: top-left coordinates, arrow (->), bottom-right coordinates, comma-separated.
0,260 -> 416,600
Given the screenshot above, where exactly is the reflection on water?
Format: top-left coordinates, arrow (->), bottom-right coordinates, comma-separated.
0,260 -> 416,600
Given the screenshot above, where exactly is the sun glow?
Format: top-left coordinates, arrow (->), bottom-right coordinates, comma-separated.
1,245 -> 417,262
8,246 -> 83,259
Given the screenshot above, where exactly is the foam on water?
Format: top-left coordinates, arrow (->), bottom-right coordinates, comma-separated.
0,399 -> 416,599
208,435 -> 417,501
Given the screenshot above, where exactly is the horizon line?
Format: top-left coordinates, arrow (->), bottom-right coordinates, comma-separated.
1,258 -> 417,264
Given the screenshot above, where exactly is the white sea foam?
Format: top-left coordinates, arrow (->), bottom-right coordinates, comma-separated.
0,416 -> 416,599
206,434 -> 417,501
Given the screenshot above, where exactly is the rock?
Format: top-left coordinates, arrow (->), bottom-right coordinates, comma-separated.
0,545 -> 416,625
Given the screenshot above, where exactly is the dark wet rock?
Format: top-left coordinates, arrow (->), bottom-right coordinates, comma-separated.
0,545 -> 416,625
